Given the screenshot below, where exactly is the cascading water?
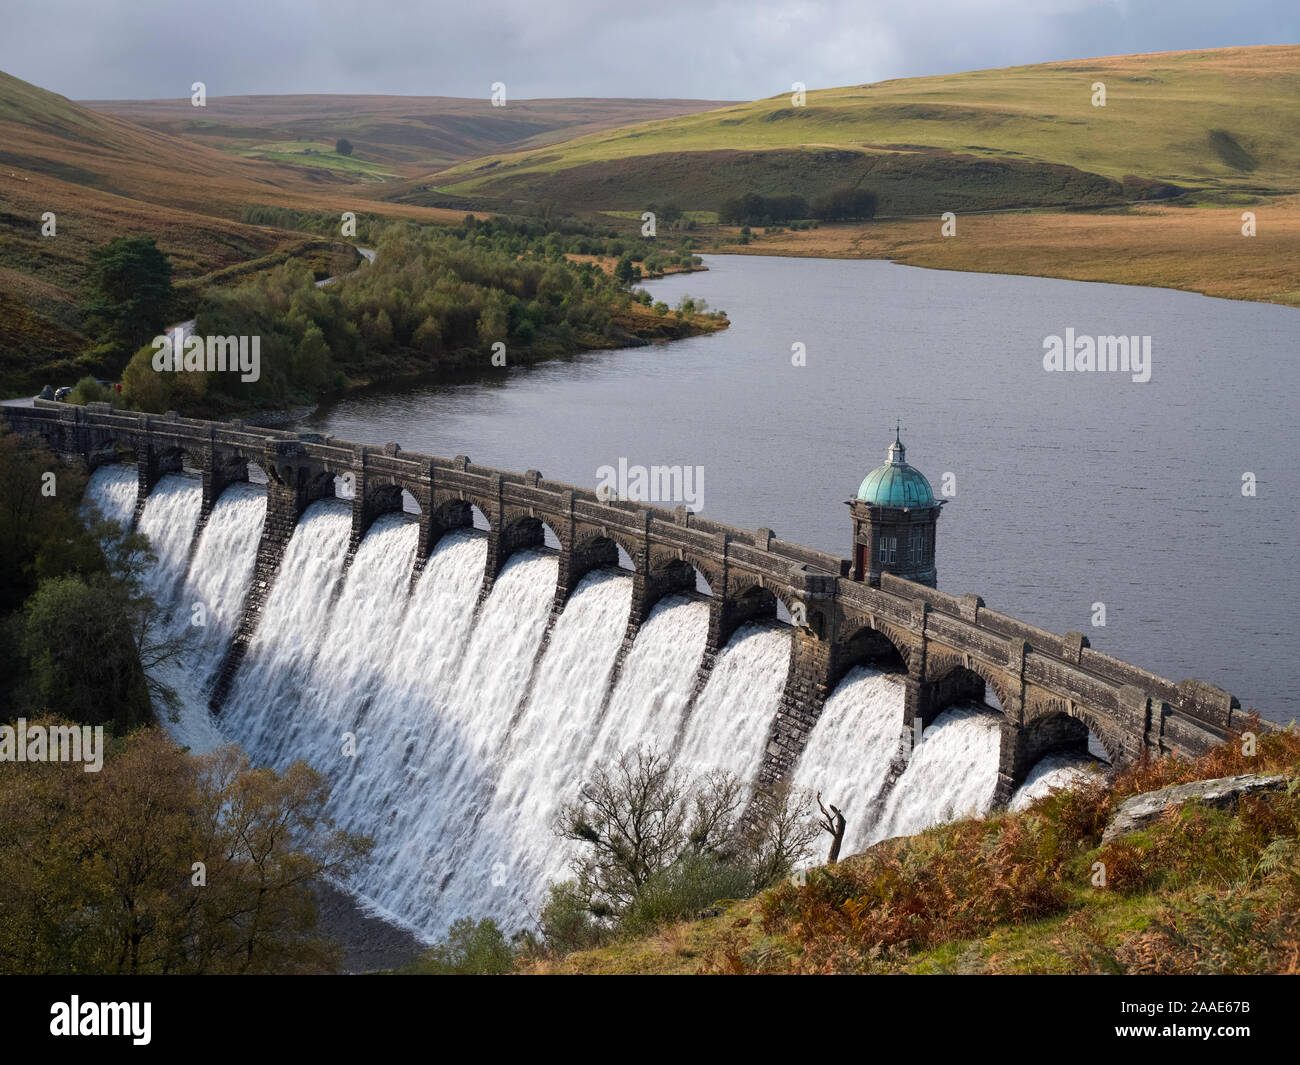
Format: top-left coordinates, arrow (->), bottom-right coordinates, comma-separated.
595,594 -> 710,763
278,511 -> 423,830
127,477 -> 1097,942
466,569 -> 633,928
163,481 -> 266,753
396,549 -> 559,933
1010,752 -> 1101,812
872,704 -> 1003,843
674,620 -> 790,782
221,499 -> 353,760
788,667 -> 908,856
136,473 -> 202,611
336,529 -> 489,933
82,463 -> 139,529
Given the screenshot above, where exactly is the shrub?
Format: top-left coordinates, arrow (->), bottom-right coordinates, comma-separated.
413,918 -> 515,975
537,880 -> 607,955
621,851 -> 753,936
68,376 -> 110,405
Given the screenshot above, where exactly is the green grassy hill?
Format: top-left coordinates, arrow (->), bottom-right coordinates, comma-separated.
424,46 -> 1300,215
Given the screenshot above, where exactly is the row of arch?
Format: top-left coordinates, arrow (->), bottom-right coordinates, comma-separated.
120,443 -> 1124,765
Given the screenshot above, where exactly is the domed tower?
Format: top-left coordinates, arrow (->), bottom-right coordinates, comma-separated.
848,426 -> 943,587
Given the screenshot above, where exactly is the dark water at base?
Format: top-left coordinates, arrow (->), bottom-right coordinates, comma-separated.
301,255 -> 1299,722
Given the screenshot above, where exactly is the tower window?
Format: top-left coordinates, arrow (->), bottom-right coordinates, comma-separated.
888,537 -> 897,564
909,529 -> 926,564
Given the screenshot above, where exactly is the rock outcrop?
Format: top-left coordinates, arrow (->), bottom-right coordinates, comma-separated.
1102,773 -> 1289,843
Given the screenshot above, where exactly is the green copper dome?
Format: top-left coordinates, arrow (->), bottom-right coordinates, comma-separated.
856,430 -> 936,508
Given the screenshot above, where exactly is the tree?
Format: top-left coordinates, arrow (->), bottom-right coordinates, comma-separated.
554,746 -> 743,919
0,428 -> 94,612
0,729 -> 371,974
549,750 -> 820,945
719,192 -> 807,225
335,138 -> 354,156
811,186 -> 877,222
744,784 -> 820,888
292,324 -> 334,391
613,254 -> 637,286
83,237 -> 173,360
817,793 -> 847,863
21,512 -> 188,727
21,575 -> 154,728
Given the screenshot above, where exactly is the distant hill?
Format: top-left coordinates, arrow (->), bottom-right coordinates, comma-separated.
423,46 -> 1300,216
80,94 -> 736,176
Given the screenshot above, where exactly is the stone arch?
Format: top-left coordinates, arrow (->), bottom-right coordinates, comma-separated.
146,443 -> 196,482
829,618 -> 911,688
366,480 -> 406,513
1025,697 -> 1124,765
648,548 -> 721,598
762,585 -> 813,630
571,531 -> 629,570
90,437 -> 135,472
539,520 -> 565,552
725,575 -> 779,621
573,524 -> 640,573
926,655 -> 1015,719
500,509 -> 565,553
560,530 -> 628,601
160,443 -> 206,474
432,491 -> 494,532
496,511 -> 550,569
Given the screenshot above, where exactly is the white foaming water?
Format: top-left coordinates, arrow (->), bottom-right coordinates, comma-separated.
1010,752 -> 1099,812
221,499 -> 352,759
674,620 -> 790,784
468,569 -> 633,928
162,482 -> 266,752
401,549 -> 558,934
596,594 -> 710,762
872,704 -> 1003,843
297,511 -> 420,742
82,463 -> 138,529
789,667 -> 908,856
342,530 -> 488,931
254,513 -> 424,926
136,474 -> 202,611
140,484 -> 1107,939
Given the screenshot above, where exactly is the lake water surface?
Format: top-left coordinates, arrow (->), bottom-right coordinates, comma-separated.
300,255 -> 1299,722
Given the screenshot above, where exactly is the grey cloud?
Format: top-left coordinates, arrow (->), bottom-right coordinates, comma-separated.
1,0 -> 1295,100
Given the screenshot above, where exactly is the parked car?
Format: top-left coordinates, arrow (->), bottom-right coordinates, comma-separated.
53,386 -> 71,401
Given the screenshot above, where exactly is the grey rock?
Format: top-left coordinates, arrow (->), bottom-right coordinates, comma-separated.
1102,773 -> 1289,844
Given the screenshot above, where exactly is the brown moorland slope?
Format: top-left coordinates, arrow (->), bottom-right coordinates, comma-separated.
81,94 -> 736,175
0,71 -> 501,393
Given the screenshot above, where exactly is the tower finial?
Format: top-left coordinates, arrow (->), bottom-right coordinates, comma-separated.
888,422 -> 906,464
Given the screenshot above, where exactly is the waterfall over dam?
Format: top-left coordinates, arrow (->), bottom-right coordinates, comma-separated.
86,463 -> 1099,940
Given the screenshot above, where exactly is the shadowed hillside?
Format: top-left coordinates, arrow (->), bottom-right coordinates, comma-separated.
81,94 -> 735,176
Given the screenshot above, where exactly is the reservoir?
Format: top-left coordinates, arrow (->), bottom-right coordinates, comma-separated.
299,254 -> 1300,722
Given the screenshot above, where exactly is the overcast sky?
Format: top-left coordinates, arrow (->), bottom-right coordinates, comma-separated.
3,0 -> 1296,101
